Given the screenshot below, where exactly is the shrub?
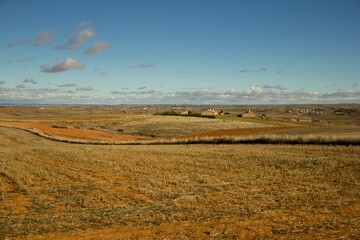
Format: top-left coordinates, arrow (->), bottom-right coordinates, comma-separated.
154,111 -> 215,119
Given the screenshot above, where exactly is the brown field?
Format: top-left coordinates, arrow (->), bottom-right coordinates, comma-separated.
1,105 -> 360,239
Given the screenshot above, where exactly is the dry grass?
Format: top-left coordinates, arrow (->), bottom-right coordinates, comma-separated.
0,127 -> 359,239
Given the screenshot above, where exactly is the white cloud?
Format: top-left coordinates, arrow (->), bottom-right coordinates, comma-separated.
84,41 -> 110,55
56,26 -> 96,50
35,30 -> 55,46
40,58 -> 85,73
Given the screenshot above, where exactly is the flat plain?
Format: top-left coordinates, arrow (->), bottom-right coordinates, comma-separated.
0,104 -> 360,239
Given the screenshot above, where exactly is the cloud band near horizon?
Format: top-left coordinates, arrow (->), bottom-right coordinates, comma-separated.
1,85 -> 359,104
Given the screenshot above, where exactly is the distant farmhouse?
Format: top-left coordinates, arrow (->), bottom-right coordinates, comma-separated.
238,109 -> 257,118
180,110 -> 190,115
201,108 -> 218,116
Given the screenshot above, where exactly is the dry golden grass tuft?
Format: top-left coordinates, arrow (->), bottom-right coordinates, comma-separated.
0,127 -> 359,239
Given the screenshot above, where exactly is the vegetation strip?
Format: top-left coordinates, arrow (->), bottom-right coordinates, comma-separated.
2,126 -> 359,146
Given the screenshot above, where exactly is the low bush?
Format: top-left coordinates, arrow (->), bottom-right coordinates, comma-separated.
154,111 -> 215,119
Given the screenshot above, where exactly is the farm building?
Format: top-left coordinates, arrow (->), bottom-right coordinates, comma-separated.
180,111 -> 189,115
201,109 -> 218,116
238,110 -> 257,118
218,110 -> 230,115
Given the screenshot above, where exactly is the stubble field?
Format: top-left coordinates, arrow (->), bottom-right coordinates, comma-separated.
1,105 -> 360,239
0,126 -> 359,239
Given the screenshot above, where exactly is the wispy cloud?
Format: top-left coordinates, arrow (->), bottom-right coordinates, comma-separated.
79,20 -> 90,27
19,57 -> 33,62
255,67 -> 268,73
76,86 -> 93,91
93,69 -> 108,76
239,69 -> 252,73
239,68 -> 270,74
137,21 -> 168,29
23,77 -> 37,84
276,70 -> 283,75
35,30 -> 55,46
16,84 -> 26,89
43,88 -> 58,93
130,89 -> 157,95
262,85 -> 286,90
1,57 -> 33,65
110,91 -> 126,95
55,26 -> 96,50
0,81 -> 6,85
130,63 -> 155,69
151,21 -> 168,28
7,39 -> 26,48
40,58 -> 85,73
110,89 -> 157,96
84,41 -> 110,55
59,83 -> 77,87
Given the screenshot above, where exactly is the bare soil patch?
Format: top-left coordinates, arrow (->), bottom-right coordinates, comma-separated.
0,121 -> 152,141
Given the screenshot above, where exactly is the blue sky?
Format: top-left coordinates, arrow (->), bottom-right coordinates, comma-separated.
0,0 -> 359,104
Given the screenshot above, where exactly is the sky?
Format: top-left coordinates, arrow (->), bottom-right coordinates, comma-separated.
0,0 -> 359,105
